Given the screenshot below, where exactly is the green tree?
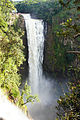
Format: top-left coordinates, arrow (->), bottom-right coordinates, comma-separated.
15,0 -> 61,24
56,0 -> 80,119
56,82 -> 80,120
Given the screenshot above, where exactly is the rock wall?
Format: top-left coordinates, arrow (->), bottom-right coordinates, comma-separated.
43,25 -> 55,74
17,15 -> 29,82
18,15 -> 55,75
18,15 -> 57,76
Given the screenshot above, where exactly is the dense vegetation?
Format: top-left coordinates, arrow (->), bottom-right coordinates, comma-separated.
15,0 -> 62,24
0,0 -> 80,119
0,0 -> 38,113
56,0 -> 80,119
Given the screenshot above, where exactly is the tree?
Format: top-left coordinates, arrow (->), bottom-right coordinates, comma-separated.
56,0 -> 80,119
15,0 -> 61,24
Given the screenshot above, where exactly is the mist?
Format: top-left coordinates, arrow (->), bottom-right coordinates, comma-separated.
27,75 -> 68,120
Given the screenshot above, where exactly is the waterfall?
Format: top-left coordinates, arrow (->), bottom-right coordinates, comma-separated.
23,14 -> 44,94
22,14 -> 67,120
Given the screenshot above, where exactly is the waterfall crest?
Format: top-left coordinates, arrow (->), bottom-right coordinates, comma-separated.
23,14 -> 44,94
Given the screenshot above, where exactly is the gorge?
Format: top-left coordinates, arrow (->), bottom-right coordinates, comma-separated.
0,0 -> 79,120
22,14 -> 67,120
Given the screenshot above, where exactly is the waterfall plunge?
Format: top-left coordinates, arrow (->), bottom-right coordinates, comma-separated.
22,14 -> 63,120
23,14 -> 44,94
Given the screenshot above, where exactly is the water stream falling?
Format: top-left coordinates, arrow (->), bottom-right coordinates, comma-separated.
22,14 -> 68,120
23,14 -> 44,94
22,14 -> 57,120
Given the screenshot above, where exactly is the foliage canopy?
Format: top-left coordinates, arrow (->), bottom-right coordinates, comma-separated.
56,0 -> 80,119
0,0 -> 38,112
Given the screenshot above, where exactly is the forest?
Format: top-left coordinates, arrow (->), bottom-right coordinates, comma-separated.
0,0 -> 80,120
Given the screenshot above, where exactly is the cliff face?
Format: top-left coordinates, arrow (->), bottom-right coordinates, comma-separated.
43,25 -> 55,74
19,15 -> 64,76
17,15 -> 29,82
18,15 -> 55,75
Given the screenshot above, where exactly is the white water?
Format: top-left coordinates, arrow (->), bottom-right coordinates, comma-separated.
23,14 -> 44,94
0,90 -> 29,120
